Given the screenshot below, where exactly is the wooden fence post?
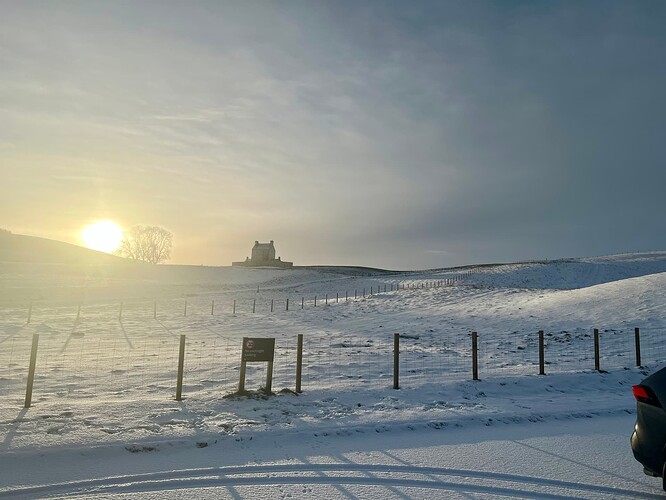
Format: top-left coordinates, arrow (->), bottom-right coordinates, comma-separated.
635,327 -> 641,367
176,335 -> 186,401
233,300 -> 236,315
393,333 -> 400,389
27,302 -> 32,324
472,332 -> 479,381
286,298 -> 289,311
76,304 -> 81,322
296,334 -> 303,393
265,360 -> 274,394
118,302 -> 123,321
253,299 -> 256,313
271,299 -> 274,312
153,301 -> 157,319
211,300 -> 215,315
24,334 -> 39,408
336,292 -> 339,303
238,338 -> 247,393
301,297 -> 304,309
325,294 -> 328,305
538,330 -> 545,375
314,296 -> 317,307
183,301 -> 187,317
594,328 -> 600,372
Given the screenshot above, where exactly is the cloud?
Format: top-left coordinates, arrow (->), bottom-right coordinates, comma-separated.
1,1 -> 665,268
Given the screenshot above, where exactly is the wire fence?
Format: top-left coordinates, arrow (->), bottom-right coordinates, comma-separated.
2,321 -> 663,409
2,268 -> 663,407
2,276 -> 466,324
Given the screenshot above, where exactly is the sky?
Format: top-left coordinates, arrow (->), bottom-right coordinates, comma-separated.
1,1 -> 665,270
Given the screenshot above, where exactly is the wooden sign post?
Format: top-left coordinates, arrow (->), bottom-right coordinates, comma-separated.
238,337 -> 276,394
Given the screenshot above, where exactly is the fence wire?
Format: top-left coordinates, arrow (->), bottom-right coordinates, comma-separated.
1,290 -> 665,408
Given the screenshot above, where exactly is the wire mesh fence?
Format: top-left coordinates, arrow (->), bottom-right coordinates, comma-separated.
301,334 -> 393,391
3,275 -> 468,325
1,317 -> 664,409
399,332 -> 472,384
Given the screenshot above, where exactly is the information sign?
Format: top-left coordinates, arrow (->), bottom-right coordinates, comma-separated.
241,337 -> 275,362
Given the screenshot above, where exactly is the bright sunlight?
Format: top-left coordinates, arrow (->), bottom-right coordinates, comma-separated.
81,221 -> 123,253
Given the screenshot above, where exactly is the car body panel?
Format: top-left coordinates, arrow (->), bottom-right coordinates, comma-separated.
631,366 -> 666,482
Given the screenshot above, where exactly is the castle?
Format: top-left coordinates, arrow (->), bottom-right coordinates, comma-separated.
232,241 -> 293,268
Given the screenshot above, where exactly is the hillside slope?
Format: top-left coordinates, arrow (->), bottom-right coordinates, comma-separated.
470,252 -> 666,290
0,233 -> 128,266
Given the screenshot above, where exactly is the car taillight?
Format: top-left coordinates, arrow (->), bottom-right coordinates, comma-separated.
633,385 -> 662,408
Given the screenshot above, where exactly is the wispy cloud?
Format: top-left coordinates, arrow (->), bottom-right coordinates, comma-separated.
1,1 -> 665,268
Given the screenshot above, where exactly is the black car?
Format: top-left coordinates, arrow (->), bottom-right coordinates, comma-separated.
631,365 -> 666,491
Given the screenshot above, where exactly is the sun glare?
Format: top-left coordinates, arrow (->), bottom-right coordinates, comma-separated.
82,221 -> 123,253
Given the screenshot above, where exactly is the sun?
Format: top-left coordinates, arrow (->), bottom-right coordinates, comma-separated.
81,221 -> 123,253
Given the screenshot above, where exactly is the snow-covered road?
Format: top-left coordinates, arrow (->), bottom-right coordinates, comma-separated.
0,414 -> 661,499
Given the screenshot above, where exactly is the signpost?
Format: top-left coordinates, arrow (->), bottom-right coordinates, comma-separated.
238,337 -> 276,394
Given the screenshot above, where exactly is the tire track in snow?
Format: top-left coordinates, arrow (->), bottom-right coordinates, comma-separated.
1,463 -> 660,499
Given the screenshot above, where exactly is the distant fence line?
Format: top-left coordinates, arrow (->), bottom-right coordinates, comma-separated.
4,325 -> 664,409
14,273 -> 474,323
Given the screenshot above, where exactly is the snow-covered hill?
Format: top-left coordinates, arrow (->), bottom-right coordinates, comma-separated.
468,251 -> 666,290
1,251 -> 665,497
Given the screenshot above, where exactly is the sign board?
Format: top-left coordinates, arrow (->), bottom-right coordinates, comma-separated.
241,337 -> 275,362
238,337 -> 276,394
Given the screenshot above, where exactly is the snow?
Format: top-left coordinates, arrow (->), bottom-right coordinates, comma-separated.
0,414 -> 659,499
1,252 -> 665,497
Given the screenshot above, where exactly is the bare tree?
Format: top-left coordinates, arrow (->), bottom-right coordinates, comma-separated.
116,225 -> 173,264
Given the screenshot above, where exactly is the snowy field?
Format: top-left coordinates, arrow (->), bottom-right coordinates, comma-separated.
1,252 -> 666,497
